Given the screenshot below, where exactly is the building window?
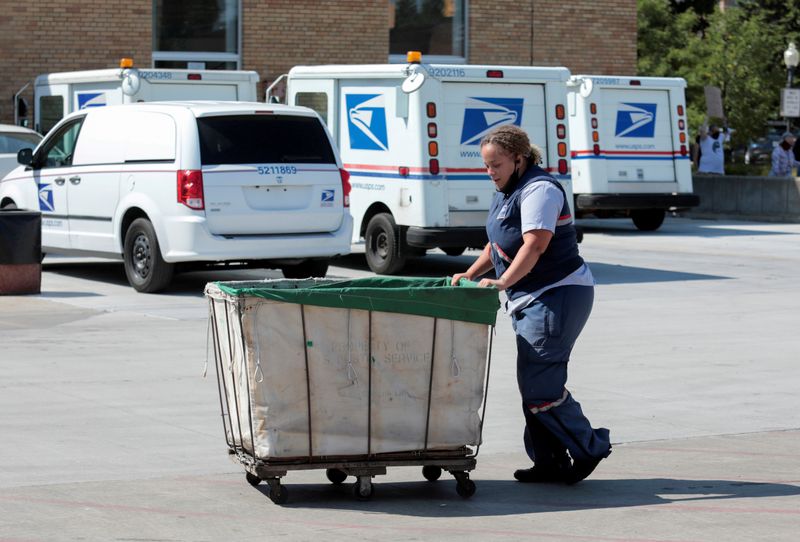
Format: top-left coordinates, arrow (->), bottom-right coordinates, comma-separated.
153,0 -> 240,70
389,0 -> 466,63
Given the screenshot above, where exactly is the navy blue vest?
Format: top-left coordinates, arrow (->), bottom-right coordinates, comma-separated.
486,165 -> 583,301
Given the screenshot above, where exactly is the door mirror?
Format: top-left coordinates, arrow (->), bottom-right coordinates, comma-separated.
17,148 -> 33,166
16,97 -> 29,119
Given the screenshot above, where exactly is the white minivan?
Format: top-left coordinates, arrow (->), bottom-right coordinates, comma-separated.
0,102 -> 353,292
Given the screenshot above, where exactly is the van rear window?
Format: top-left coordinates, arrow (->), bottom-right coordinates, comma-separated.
197,114 -> 336,165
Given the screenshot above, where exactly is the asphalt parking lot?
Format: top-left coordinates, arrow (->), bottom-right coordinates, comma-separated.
1,216 -> 799,541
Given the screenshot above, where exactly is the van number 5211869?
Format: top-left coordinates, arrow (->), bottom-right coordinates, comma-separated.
257,166 -> 297,175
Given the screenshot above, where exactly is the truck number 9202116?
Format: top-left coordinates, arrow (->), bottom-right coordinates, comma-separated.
257,166 -> 297,175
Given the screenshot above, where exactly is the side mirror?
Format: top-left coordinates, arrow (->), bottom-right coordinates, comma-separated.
16,97 -> 29,119
401,71 -> 426,94
17,148 -> 33,166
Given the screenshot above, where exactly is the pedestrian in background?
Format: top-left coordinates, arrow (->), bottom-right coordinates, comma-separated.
769,131 -> 799,177
451,125 -> 611,485
696,124 -> 729,174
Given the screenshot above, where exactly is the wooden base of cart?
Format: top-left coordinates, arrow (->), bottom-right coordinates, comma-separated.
229,447 -> 478,504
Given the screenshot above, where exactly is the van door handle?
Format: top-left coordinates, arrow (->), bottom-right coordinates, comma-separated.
54,177 -> 65,186
69,176 -> 81,185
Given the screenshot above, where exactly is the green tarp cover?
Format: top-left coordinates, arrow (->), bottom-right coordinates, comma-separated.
215,277 -> 500,326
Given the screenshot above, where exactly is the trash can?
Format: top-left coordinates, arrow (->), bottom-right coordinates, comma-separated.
205,277 -> 500,502
0,209 -> 41,295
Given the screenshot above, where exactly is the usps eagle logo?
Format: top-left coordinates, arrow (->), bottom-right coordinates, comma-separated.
77,92 -> 107,110
615,103 -> 657,138
460,97 -> 524,145
38,183 -> 55,212
346,94 -> 389,151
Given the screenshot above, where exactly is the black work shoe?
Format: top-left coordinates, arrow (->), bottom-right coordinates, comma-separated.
513,464 -> 570,483
565,456 -> 603,485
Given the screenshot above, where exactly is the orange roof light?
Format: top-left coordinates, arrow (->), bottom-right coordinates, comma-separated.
407,51 -> 422,64
120,58 -> 134,69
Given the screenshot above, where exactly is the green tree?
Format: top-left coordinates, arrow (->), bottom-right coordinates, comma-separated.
694,8 -> 784,143
638,0 -> 785,144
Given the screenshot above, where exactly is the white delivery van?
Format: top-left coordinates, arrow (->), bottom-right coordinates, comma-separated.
567,75 -> 699,231
279,54 -> 574,274
0,102 -> 353,292
31,59 -> 259,135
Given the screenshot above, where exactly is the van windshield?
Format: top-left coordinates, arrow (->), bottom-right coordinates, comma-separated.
197,114 -> 336,165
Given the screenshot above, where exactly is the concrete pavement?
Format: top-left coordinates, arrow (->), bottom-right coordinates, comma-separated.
1,216 -> 798,541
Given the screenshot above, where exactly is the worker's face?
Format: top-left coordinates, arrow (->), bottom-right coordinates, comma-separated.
787,136 -> 796,146
481,143 -> 519,191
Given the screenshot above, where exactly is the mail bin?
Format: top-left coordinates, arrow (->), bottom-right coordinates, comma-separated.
0,209 -> 41,295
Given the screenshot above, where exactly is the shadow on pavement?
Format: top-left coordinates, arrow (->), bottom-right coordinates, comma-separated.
42,252 -> 729,294
257,477 -> 800,517
41,261 -> 282,295
588,262 -> 729,284
578,218 -> 794,238
332,253 -> 473,278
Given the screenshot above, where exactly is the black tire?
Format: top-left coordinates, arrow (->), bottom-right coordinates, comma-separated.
442,246 -> 466,257
123,218 -> 174,293
245,472 -> 261,487
353,480 -> 374,501
1,201 -> 17,210
326,468 -> 347,485
365,213 -> 407,274
456,478 -> 476,498
281,260 -> 329,279
269,484 -> 289,504
631,209 -> 665,232
422,465 -> 442,482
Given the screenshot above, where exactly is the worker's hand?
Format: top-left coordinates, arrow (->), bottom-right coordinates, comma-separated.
478,277 -> 507,290
451,272 -> 471,286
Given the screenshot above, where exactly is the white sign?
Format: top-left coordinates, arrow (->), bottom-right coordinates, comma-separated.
780,88 -> 800,117
704,86 -> 725,119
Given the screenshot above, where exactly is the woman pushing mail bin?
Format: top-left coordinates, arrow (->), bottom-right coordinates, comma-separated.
205,276 -> 499,503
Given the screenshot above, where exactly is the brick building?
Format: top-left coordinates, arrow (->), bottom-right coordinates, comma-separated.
0,0 -> 637,126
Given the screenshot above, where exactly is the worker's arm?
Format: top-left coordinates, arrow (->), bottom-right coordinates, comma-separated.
478,230 -> 552,291
451,242 -> 494,286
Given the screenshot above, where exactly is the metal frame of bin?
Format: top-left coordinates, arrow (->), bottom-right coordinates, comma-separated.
207,292 -> 494,504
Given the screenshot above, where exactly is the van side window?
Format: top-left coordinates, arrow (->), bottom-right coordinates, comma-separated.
295,93 -> 329,125
37,118 -> 84,169
39,96 -> 65,135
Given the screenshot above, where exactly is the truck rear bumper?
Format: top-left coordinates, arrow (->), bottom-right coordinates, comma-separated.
406,227 -> 487,249
576,193 -> 700,211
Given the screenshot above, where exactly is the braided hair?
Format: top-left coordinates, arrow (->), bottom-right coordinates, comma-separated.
480,124 -> 543,165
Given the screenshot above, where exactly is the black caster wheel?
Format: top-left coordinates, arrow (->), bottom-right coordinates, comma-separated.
353,478 -> 374,501
245,472 -> 261,486
269,483 -> 289,505
326,468 -> 347,485
456,478 -> 476,498
422,465 -> 442,481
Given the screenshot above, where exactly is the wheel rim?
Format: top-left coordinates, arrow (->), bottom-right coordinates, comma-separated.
371,230 -> 390,261
132,233 -> 151,279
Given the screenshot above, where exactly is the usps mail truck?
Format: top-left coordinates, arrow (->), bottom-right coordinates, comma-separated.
280,54 -> 574,274
31,59 -> 259,135
567,75 -> 699,231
